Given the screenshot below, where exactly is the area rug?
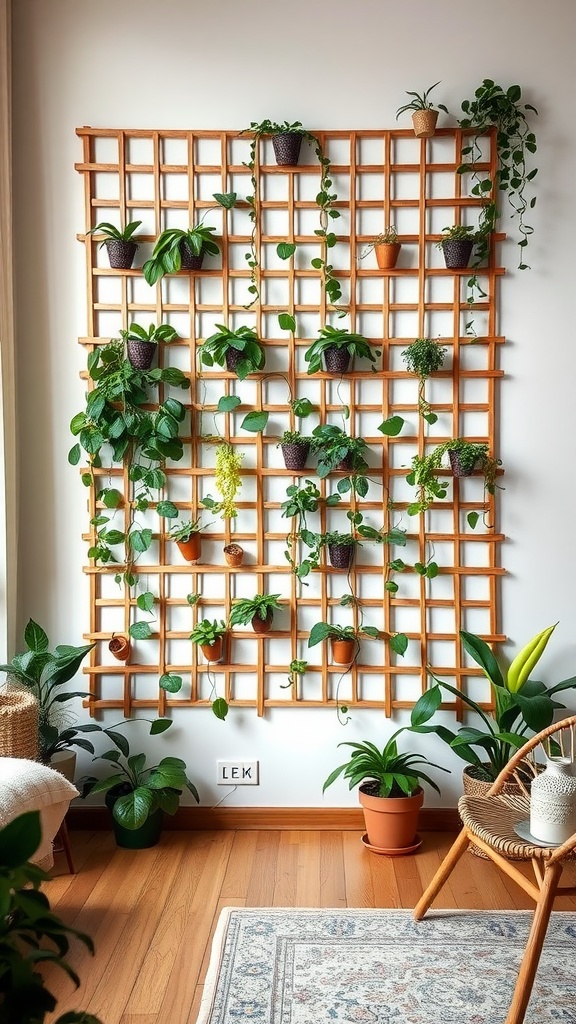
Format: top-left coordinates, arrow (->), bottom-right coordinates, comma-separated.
197,908 -> 576,1024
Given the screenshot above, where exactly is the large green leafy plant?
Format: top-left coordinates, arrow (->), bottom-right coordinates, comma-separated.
142,192 -> 236,285
68,340 -> 189,584
323,732 -> 447,798
0,619 -> 98,761
411,623 -> 576,781
198,325 -> 265,381
0,811 -> 101,1023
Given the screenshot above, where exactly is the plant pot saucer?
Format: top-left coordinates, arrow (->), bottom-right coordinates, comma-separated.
360,832 -> 422,856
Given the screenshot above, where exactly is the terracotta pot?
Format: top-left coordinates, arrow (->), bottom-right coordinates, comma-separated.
441,239 -> 474,269
359,782 -> 423,850
375,242 -> 401,270
412,109 -> 439,139
126,338 -> 156,370
272,131 -> 302,166
281,441 -> 310,471
223,543 -> 244,567
323,345 -> 351,375
252,611 -> 273,634
331,638 -> 356,665
176,534 -> 201,563
105,239 -> 137,269
328,542 -> 355,570
448,449 -> 477,477
109,635 -> 131,661
50,750 -> 77,784
179,240 -> 204,271
200,637 -> 224,663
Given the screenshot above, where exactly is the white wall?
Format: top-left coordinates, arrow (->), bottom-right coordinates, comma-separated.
10,0 -> 576,808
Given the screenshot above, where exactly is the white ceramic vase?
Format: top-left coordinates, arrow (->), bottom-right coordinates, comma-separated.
530,756 -> 576,845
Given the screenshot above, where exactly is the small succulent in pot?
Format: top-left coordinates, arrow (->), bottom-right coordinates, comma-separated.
304,325 -> 380,376
87,219 -> 142,269
199,324 -> 266,381
230,593 -> 282,635
436,224 -> 478,268
401,337 -> 448,425
190,618 -> 227,663
120,322 -> 179,370
395,82 -> 449,138
277,430 -> 312,471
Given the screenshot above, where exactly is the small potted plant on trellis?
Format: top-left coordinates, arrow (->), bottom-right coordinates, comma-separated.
308,621 -> 380,665
87,218 -> 143,268
230,593 -> 282,635
223,542 -> 244,567
322,530 -> 358,571
304,325 -> 380,375
395,82 -> 449,139
169,517 -> 206,563
277,430 -> 312,471
190,619 -> 227,663
401,337 -> 448,425
199,324 -> 266,380
120,322 -> 179,371
437,225 -> 478,269
360,226 -> 402,270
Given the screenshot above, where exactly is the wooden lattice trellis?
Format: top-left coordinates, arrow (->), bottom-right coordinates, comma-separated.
75,125 -> 505,719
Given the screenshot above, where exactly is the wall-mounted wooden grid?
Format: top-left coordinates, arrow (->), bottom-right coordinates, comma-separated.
75,125 -> 505,720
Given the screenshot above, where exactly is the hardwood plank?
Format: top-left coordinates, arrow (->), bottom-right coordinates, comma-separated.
320,831 -> 346,908
342,830 -> 375,907
272,830 -> 298,906
220,829 -> 259,898
246,830 -> 281,906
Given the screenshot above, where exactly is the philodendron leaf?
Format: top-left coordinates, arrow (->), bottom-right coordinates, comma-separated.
128,621 -> 153,640
241,411 -> 269,432
159,673 -> 183,693
136,591 -> 155,613
217,395 -> 242,413
68,443 -> 81,465
156,501 -> 179,518
277,242 -> 296,260
212,697 -> 229,720
467,511 -> 480,529
390,633 -> 408,656
378,415 -> 405,436
278,313 -> 296,332
149,718 -> 172,735
213,191 -> 237,209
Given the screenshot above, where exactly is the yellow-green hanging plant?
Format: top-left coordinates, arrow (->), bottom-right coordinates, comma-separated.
202,441 -> 244,519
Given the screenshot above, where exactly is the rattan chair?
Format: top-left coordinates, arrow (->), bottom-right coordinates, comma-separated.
413,715 -> 576,1024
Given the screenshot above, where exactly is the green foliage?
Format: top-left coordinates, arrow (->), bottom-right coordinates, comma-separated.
359,225 -> 399,259
80,719 -> 199,828
199,324 -> 265,381
321,530 -> 358,548
189,619 -> 227,645
69,340 -> 189,580
436,224 -> 479,247
411,625 -> 574,781
0,811 -> 102,1024
277,430 -> 311,446
229,593 -> 282,627
87,219 -> 141,246
142,193 -> 236,285
280,479 -> 341,581
169,517 -> 203,542
0,620 -> 97,761
119,322 -> 179,346
323,734 -> 447,798
401,338 -> 448,424
304,325 -> 380,375
406,438 -> 501,515
396,81 -> 449,117
458,80 -> 538,268
241,410 -> 269,432
310,424 -> 370,497
201,441 -> 244,519
290,397 -> 313,418
378,415 -> 405,436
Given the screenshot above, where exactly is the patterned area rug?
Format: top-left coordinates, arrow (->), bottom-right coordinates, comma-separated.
197,908 -> 576,1024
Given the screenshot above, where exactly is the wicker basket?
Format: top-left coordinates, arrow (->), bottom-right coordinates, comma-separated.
0,690 -> 39,760
462,765 -> 527,859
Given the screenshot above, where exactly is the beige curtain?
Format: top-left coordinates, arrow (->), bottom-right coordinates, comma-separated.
0,0 -> 17,659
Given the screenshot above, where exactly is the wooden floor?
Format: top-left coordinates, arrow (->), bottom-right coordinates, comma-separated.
44,828 -> 576,1024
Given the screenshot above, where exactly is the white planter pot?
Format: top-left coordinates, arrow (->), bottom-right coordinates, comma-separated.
50,750 -> 77,784
530,756 -> 576,845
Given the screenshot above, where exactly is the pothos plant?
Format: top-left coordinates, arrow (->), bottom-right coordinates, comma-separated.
457,80 -> 538,270
406,438 -> 501,519
241,120 -> 343,309
280,479 -> 341,582
401,338 -> 448,425
68,340 -> 189,586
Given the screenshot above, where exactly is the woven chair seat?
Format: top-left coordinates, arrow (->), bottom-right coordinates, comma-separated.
457,793 -> 569,860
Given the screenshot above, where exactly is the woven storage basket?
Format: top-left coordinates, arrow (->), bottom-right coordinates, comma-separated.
0,690 -> 39,759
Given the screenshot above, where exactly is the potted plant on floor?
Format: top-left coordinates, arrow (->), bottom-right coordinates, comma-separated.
119,322 -> 179,371
198,324 -> 266,381
230,593 -> 282,635
80,719 -> 199,849
436,225 -> 478,269
304,325 -> 380,375
360,226 -> 402,269
0,618 -> 98,781
87,218 -> 142,269
308,621 -> 380,665
169,517 -> 206,563
323,733 -> 447,853
190,619 -> 227,663
395,82 -> 449,138
277,430 -> 312,471
401,337 -> 448,425
0,810 -> 101,1023
322,530 -> 358,570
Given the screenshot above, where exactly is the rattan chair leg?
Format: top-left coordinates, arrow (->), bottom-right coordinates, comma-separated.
54,820 -> 75,874
504,861 -> 562,1024
413,826 -> 470,920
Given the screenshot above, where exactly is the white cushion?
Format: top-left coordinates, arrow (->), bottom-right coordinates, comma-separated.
0,757 -> 78,867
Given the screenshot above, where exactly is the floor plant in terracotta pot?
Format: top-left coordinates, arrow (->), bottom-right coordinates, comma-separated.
190,619 -> 227,663
395,81 -> 448,138
304,325 -> 380,376
87,217 -> 142,268
120,321 -> 179,371
230,593 -> 282,635
323,733 -> 447,853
